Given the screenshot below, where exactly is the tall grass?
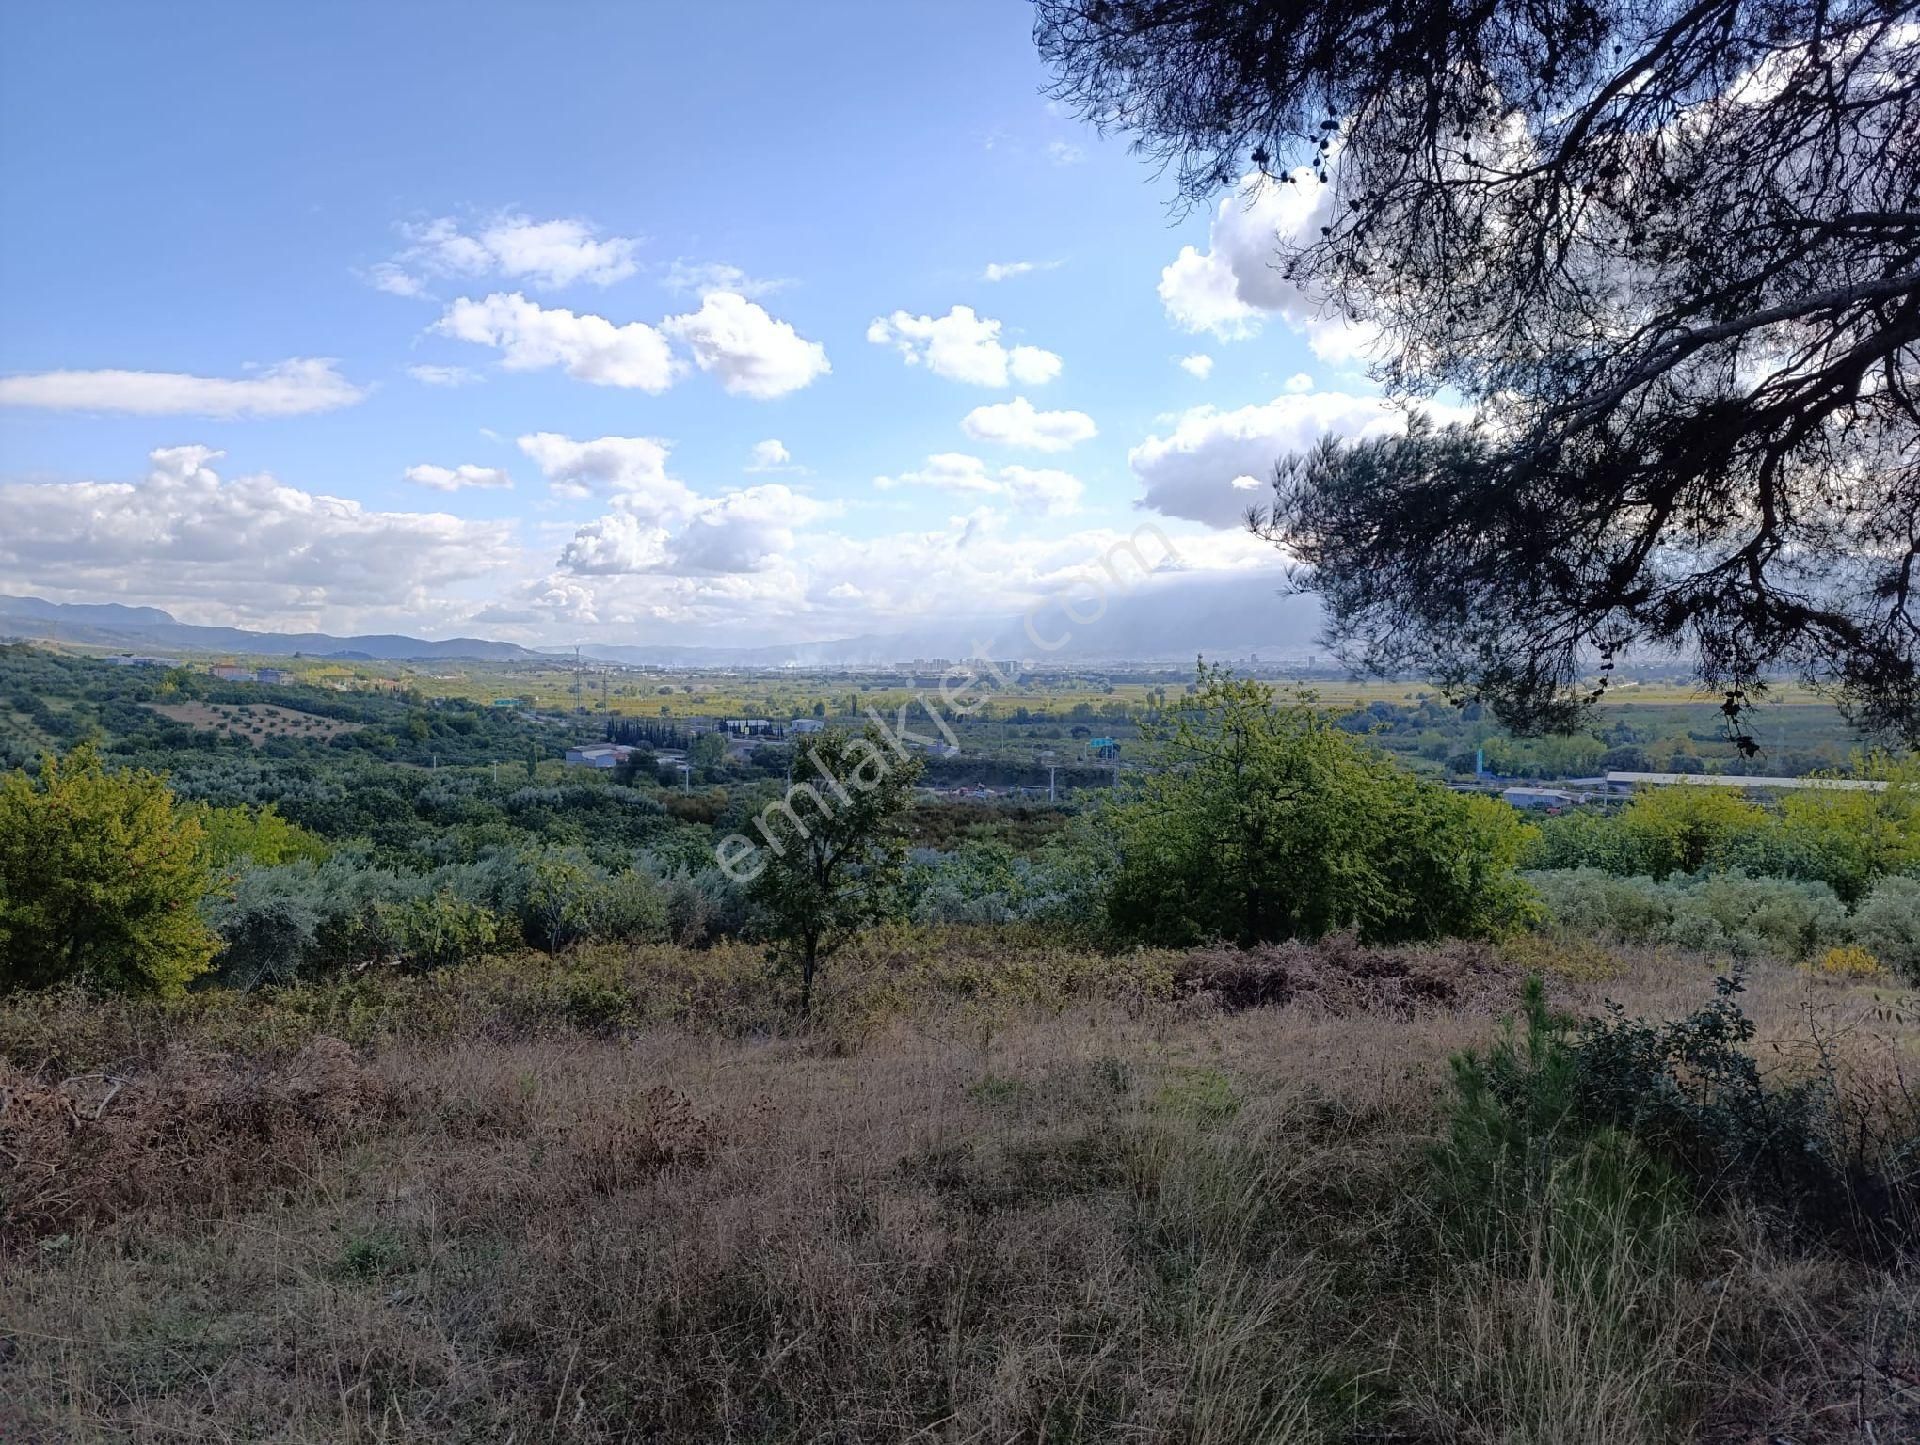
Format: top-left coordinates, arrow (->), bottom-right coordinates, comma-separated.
3,937 -> 1916,1441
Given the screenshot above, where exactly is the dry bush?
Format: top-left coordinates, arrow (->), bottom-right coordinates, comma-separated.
1173,932 -> 1519,1016
1,1035 -> 384,1243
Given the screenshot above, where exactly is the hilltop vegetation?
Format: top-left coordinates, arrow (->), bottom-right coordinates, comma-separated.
5,644 -> 1920,1441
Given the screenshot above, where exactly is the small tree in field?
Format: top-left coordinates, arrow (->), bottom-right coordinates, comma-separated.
0,743 -> 218,995
747,724 -> 921,1015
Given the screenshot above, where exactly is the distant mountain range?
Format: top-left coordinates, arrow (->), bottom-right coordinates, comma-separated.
0,595 -> 538,662
0,570 -> 1328,669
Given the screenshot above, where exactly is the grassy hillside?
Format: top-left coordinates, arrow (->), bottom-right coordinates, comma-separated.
3,933 -> 1916,1443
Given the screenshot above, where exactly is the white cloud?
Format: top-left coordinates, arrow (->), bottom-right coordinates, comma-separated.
747,438 -> 793,471
0,446 -> 517,631
661,260 -> 789,298
516,431 -> 696,517
866,305 -> 1062,387
1178,353 -> 1215,379
437,292 -> 680,392
437,290 -> 824,398
376,213 -> 640,294
660,291 -> 829,398
1047,140 -> 1086,166
369,263 -> 429,298
1129,390 -> 1459,528
1159,172 -> 1377,361
406,363 -> 480,387
982,260 -> 1062,282
667,484 -> 831,575
960,396 -> 1097,453
559,512 -> 671,574
1283,372 -> 1315,393
874,452 -> 1083,515
404,463 -> 513,492
0,359 -> 367,417
558,483 -> 834,579
506,503 -> 1295,647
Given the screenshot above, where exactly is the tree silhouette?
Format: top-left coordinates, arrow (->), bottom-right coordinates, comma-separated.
1038,0 -> 1920,740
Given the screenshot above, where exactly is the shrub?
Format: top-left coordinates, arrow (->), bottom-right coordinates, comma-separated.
1528,869 -> 1849,961
205,860 -> 329,988
1665,874 -> 1846,961
372,889 -> 504,972
1808,944 -> 1886,981
1525,868 -> 1671,944
1850,875 -> 1920,982
1444,971 -> 1918,1253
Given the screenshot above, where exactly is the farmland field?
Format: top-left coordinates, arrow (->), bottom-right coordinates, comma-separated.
147,701 -> 364,746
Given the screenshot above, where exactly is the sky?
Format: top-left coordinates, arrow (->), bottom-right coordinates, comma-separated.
0,0 -> 1417,652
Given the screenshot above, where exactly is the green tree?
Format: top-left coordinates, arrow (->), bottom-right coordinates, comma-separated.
1105,666 -> 1534,947
1617,786 -> 1768,880
0,744 -> 218,995
1769,756 -> 1920,903
197,802 -> 331,870
746,724 -> 921,1014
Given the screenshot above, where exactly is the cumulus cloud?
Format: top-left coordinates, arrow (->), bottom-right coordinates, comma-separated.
1129,390 -> 1461,528
405,363 -> 480,387
866,305 -> 1062,387
666,484 -> 832,575
436,292 -> 680,391
660,292 -> 829,398
375,212 -> 640,294
1178,354 -> 1215,379
874,452 -> 1083,515
0,359 -> 367,417
404,463 -> 513,492
960,396 -> 1097,453
747,438 -> 793,471
506,502 -> 1296,648
558,483 -> 833,579
0,446 -> 517,630
1159,172 -> 1377,362
437,290 -> 824,398
559,512 -> 671,574
516,431 -> 697,517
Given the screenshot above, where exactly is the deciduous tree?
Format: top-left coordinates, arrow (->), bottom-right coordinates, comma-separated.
0,744 -> 218,995
1105,666 -> 1535,945
747,725 -> 921,1014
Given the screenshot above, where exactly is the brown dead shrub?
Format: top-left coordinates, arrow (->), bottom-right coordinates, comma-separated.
1173,933 -> 1521,1017
1,1034 -> 385,1243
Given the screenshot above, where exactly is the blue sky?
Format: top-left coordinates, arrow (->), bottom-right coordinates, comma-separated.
0,1 -> 1414,649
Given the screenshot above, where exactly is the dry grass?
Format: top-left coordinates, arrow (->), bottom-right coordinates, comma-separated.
3,939 -> 1917,1443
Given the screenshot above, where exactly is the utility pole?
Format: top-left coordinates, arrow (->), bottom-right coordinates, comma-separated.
572,646 -> 582,714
